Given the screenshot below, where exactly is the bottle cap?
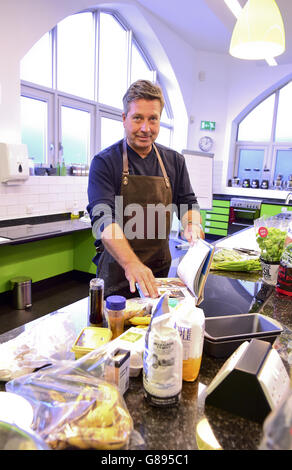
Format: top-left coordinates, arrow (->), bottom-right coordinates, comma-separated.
106,295 -> 126,311
90,278 -> 104,289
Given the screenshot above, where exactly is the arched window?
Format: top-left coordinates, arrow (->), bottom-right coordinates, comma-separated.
20,10 -> 173,169
233,80 -> 292,189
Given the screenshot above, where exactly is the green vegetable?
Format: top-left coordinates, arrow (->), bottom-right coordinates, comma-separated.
256,227 -> 286,262
211,249 -> 261,272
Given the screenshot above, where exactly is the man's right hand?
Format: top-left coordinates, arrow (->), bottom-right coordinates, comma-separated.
101,223 -> 159,298
124,260 -> 159,298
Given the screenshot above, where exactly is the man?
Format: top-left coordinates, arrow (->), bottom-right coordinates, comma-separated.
87,80 -> 202,299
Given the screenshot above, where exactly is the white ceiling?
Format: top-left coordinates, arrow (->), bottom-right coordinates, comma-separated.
136,0 -> 292,66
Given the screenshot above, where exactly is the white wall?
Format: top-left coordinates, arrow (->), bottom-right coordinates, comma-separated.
0,0 -> 291,221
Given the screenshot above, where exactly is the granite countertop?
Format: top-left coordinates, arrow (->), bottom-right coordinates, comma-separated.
0,216 -> 91,246
0,272 -> 291,451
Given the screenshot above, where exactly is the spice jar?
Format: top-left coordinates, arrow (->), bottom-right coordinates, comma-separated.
105,295 -> 126,339
89,278 -> 104,325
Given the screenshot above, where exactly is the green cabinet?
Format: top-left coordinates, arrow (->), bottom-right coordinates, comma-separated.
0,230 -> 96,294
260,203 -> 292,217
201,199 -> 230,237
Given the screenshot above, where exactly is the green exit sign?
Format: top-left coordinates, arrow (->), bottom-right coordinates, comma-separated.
201,120 -> 216,131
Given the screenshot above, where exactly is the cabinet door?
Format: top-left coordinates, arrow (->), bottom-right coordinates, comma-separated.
260,203 -> 292,217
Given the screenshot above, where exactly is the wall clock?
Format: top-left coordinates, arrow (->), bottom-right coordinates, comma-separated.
199,136 -> 213,152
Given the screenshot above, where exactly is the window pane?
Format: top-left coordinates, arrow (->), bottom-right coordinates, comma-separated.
100,117 -> 124,150
21,96 -> 47,164
156,126 -> 171,147
237,94 -> 275,142
61,106 -> 90,165
57,13 -> 94,100
99,13 -> 128,108
131,43 -> 154,84
274,149 -> 292,182
237,149 -> 265,180
20,33 -> 52,88
275,82 -> 292,142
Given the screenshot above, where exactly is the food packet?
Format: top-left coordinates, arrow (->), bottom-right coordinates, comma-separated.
172,298 -> 205,382
6,362 -> 134,450
123,298 -> 152,324
143,294 -> 183,407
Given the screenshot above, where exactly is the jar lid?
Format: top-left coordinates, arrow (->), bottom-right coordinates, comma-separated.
106,295 -> 126,310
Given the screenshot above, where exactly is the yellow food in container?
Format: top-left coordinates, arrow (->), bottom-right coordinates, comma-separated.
71,327 -> 112,359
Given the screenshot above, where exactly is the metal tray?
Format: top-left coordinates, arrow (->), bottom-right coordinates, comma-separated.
204,313 -> 282,358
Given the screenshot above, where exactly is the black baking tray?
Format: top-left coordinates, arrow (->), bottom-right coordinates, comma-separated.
204,313 -> 283,358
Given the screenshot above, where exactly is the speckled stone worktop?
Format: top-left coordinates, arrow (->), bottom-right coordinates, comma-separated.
0,273 -> 291,451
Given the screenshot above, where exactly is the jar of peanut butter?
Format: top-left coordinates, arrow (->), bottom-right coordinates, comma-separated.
105,295 -> 126,339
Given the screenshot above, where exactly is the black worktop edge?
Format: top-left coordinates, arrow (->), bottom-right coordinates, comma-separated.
0,212 -> 84,228
213,193 -> 291,205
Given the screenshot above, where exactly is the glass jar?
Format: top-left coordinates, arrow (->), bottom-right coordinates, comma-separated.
105,295 -> 126,339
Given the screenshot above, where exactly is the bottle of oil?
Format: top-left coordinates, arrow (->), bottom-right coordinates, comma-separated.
89,278 -> 104,326
70,202 -> 80,219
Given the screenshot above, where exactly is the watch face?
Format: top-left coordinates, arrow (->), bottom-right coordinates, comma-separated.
199,136 -> 213,152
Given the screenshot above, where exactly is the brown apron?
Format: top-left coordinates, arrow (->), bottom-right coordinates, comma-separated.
97,139 -> 173,298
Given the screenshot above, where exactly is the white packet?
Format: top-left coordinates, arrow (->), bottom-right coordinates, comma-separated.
143,294 -> 182,407
172,298 -> 205,382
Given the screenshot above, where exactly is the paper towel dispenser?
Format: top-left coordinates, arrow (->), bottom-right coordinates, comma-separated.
0,143 -> 29,184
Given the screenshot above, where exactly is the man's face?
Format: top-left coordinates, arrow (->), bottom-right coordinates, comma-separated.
122,99 -> 161,157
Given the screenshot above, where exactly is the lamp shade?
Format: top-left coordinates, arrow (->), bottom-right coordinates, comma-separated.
229,0 -> 285,60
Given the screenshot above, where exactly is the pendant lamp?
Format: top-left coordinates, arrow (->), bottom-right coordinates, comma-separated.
229,0 -> 285,60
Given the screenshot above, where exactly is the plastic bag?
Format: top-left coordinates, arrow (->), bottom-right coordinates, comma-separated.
254,215 -> 289,262
259,389 -> 292,450
172,298 -> 205,382
123,297 -> 152,325
0,312 -> 76,381
276,221 -> 292,296
6,362 -> 133,450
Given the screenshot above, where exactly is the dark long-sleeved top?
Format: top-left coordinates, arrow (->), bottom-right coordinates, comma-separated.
87,139 -> 200,241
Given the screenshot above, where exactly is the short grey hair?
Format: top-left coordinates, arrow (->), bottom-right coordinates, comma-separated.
122,80 -> 165,115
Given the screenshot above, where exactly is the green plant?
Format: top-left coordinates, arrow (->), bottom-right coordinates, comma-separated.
256,227 -> 286,262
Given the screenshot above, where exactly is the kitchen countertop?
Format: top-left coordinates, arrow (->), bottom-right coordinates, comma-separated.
214,193 -> 292,206
0,217 -> 91,245
0,271 -> 291,451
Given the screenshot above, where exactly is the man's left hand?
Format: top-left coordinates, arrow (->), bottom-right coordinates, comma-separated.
183,223 -> 204,246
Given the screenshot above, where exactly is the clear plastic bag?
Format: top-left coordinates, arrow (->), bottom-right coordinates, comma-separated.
0,312 -> 76,381
259,389 -> 292,450
6,362 -> 134,450
254,215 -> 289,262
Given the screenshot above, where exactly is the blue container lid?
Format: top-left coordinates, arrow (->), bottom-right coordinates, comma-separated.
106,295 -> 126,311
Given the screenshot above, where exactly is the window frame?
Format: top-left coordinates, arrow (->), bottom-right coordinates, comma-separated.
233,81 -> 292,184
20,8 -> 174,168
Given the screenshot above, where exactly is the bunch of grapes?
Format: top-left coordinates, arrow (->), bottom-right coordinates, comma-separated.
256,227 -> 287,262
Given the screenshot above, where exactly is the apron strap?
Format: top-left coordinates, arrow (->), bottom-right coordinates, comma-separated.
122,139 -> 170,188
122,139 -> 129,185
153,144 -> 170,188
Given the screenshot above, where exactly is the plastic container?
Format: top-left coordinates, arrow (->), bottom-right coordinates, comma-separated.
71,326 -> 112,359
106,296 -> 126,339
204,313 -> 282,358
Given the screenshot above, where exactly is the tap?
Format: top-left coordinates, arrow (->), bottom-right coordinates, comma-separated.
285,192 -> 292,204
